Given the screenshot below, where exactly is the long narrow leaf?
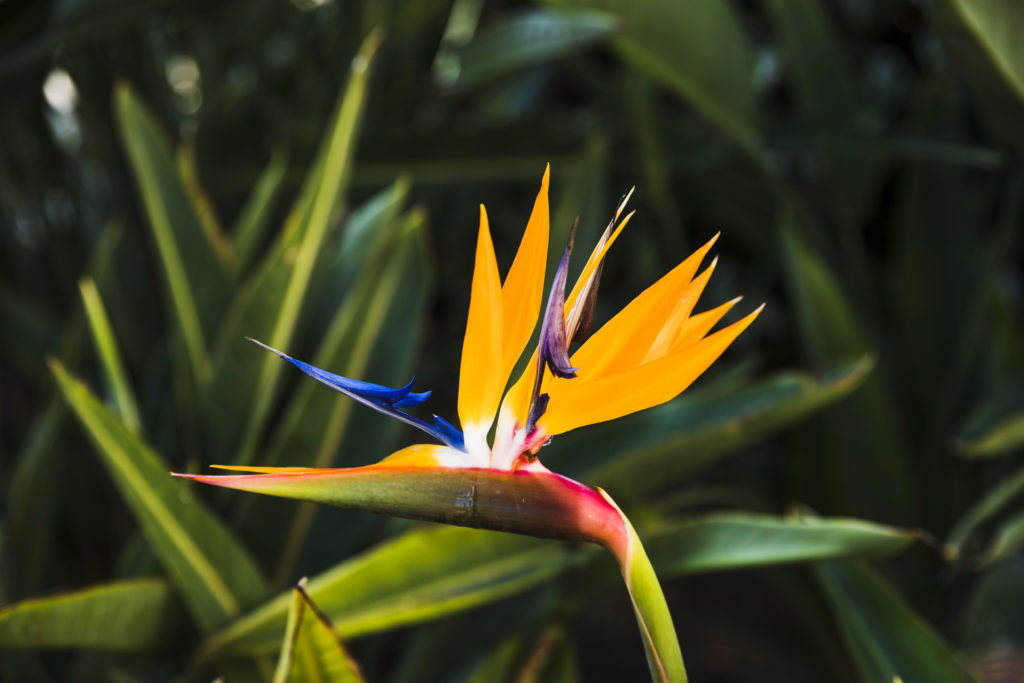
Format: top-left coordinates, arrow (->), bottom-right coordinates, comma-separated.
113,83 -> 231,384
232,149 -> 289,274
292,584 -> 365,683
202,30 -> 381,466
0,578 -> 185,651
814,561 -> 982,682
50,361 -> 267,633
452,9 -> 619,89
945,465 -> 1024,561
547,0 -> 762,164
262,211 -> 431,583
79,277 -> 142,434
781,223 -> 911,523
565,357 -> 873,497
646,513 -> 919,575
199,526 -> 577,658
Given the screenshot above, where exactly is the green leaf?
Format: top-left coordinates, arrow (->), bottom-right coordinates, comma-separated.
936,0 -> 1024,147
7,402 -> 65,596
259,204 -> 422,473
764,0 -> 880,234
547,0 -> 762,163
466,625 -> 578,683
50,361 -> 267,633
0,578 -> 185,651
273,584 -> 364,683
566,357 -> 873,498
646,513 -> 919,575
765,0 -> 858,125
262,210 -> 432,584
962,559 -> 1024,649
113,83 -> 231,384
978,510 -> 1024,567
232,149 -> 289,275
199,526 -> 578,657
452,9 -> 619,89
781,223 -> 912,523
814,561 -> 983,683
177,142 -> 234,274
272,588 -> 305,683
958,409 -> 1024,458
945,465 -> 1024,561
0,287 -> 60,389
79,277 -> 142,434
202,30 -> 381,467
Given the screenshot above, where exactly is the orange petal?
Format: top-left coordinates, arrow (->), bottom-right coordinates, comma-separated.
568,234 -> 719,379
540,305 -> 762,435
671,296 -> 743,352
640,258 -> 717,364
499,206 -> 628,432
375,443 -> 454,467
458,206 -> 504,443
499,166 -> 550,389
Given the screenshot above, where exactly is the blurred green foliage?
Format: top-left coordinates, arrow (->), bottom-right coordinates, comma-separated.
1,0 -> 1022,680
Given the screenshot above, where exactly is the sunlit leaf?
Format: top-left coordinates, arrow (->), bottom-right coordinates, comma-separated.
50,361 -> 267,633
958,409 -> 1024,458
113,83 -> 231,384
199,526 -> 578,657
977,510 -> 1024,567
79,277 -> 142,434
202,30 -> 381,466
273,583 -> 364,683
936,0 -> 1024,147
256,210 -> 432,584
177,141 -> 233,273
232,149 -> 289,275
0,578 -> 185,651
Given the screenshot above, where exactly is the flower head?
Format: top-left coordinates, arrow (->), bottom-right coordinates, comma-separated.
176,167 -> 760,681
178,164 -> 760,512
200,167 -> 758,480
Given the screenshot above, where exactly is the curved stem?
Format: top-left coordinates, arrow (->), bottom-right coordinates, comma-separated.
598,489 -> 687,683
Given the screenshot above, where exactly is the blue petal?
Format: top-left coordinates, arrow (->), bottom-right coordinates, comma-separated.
431,415 -> 465,451
393,390 -> 432,408
280,356 -> 418,402
247,338 -> 466,452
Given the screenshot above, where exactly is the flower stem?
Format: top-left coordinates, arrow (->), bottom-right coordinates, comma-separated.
597,489 -> 687,683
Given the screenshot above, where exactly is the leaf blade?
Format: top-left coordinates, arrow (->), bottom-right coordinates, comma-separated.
0,578 -> 185,651
50,361 -> 267,633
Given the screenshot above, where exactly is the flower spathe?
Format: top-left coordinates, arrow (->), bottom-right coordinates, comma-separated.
176,166 -> 760,682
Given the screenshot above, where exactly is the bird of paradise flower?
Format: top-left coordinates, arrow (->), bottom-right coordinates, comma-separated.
176,166 -> 761,682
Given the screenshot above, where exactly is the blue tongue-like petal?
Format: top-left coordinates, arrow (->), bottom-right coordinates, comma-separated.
246,338 -> 463,451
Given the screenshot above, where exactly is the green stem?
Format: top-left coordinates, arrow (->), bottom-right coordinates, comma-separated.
598,489 -> 687,683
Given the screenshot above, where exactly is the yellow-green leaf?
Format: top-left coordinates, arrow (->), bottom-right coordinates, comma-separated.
50,361 -> 267,633
0,578 -> 185,651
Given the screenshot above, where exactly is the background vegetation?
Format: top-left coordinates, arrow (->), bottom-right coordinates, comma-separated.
2,0 -> 1023,680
